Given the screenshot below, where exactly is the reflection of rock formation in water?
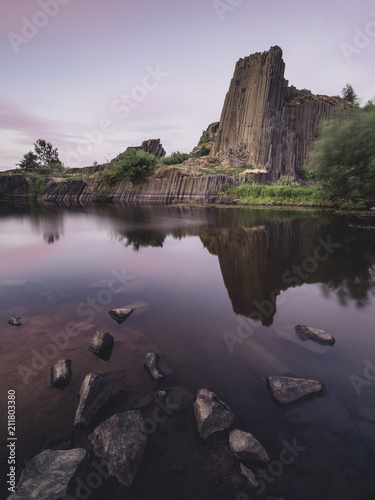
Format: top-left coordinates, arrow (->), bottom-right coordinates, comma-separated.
200,219 -> 312,325
103,205 -> 375,315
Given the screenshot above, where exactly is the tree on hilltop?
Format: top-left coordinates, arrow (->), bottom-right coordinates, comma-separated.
17,139 -> 63,172
17,151 -> 39,171
341,83 -> 358,105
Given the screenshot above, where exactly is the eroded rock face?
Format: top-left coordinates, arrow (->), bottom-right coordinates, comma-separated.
214,45 -> 348,181
191,122 -> 220,157
88,330 -> 114,356
50,360 -> 72,389
144,352 -> 165,382
108,307 -> 134,324
88,410 -> 147,487
267,376 -> 324,405
229,429 -> 270,462
193,388 -> 234,440
295,324 -> 335,346
10,448 -> 86,500
74,373 -> 125,427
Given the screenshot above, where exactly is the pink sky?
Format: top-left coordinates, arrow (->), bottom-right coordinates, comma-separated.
1,0 -> 374,170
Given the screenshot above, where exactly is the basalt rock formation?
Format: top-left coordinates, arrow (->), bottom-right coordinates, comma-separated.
191,122 -> 220,157
126,138 -> 166,158
0,172 -> 251,204
213,46 -> 347,181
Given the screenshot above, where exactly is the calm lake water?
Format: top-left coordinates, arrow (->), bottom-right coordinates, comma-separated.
1,203 -> 375,499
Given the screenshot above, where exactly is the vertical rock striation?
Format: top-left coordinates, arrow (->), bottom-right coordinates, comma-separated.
214,46 -> 347,180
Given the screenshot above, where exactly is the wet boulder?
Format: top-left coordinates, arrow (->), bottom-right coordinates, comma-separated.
88,410 -> 147,487
10,448 -> 86,499
144,352 -> 165,382
50,360 -> 72,389
229,429 -> 270,462
193,388 -> 235,440
267,376 -> 324,405
108,307 -> 134,324
295,324 -> 335,346
9,316 -> 22,326
88,330 -> 114,358
74,373 -> 125,427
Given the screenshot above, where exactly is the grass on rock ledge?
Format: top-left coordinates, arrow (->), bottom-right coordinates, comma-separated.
220,182 -> 328,206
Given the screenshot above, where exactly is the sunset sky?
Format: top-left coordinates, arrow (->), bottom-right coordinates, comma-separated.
1,0 -> 374,170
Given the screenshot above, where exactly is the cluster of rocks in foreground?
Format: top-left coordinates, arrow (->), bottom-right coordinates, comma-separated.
9,323 -> 335,499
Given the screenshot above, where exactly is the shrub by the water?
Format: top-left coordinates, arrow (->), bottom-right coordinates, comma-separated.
309,108 -> 375,202
103,149 -> 157,186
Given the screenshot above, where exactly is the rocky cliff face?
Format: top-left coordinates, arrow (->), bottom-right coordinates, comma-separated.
214,46 -> 346,180
0,171 -> 247,205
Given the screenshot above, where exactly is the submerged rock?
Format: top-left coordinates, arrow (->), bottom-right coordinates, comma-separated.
267,376 -> 324,405
9,316 -> 22,326
144,352 -> 165,382
154,386 -> 195,414
229,429 -> 270,462
108,307 -> 134,324
50,359 -> 72,389
88,330 -> 114,357
10,448 -> 86,500
295,324 -> 335,346
239,463 -> 259,488
74,373 -> 125,427
193,388 -> 235,440
89,410 -> 147,487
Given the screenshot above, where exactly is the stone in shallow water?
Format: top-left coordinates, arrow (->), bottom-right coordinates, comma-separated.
88,330 -> 113,357
267,376 -> 324,405
50,359 -> 72,389
193,388 -> 234,440
9,316 -> 22,326
108,307 -> 134,324
88,410 -> 147,487
295,324 -> 335,346
229,429 -> 270,462
144,352 -> 165,382
73,373 -> 125,427
10,448 -> 86,500
275,325 -> 330,354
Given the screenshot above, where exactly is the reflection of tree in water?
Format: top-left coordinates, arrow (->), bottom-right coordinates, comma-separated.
43,233 -> 60,245
28,204 -> 64,245
115,229 -> 166,252
314,219 -> 375,308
